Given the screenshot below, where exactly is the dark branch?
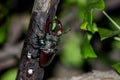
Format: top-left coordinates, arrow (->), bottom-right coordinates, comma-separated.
16,0 -> 60,80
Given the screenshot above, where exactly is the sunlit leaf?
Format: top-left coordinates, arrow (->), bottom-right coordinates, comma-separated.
80,10 -> 93,32
65,0 -> 87,6
81,34 -> 97,59
89,0 -> 105,10
98,28 -> 120,40
1,68 -> 17,80
79,0 -> 105,33
92,23 -> 98,33
80,22 -> 98,34
77,0 -> 87,6
80,21 -> 88,30
112,40 -> 120,49
112,63 -> 120,74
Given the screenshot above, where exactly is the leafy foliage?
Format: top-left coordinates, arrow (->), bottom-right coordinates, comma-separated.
98,28 -> 120,40
1,68 -> 17,80
113,63 -> 120,73
61,0 -> 120,74
81,34 -> 97,59
0,27 -> 6,43
79,0 -> 104,32
79,0 -> 105,58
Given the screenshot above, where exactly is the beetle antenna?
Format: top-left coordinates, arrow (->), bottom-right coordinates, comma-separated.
62,27 -> 72,34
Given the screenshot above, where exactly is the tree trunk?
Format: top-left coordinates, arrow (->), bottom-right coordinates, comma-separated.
16,0 -> 60,80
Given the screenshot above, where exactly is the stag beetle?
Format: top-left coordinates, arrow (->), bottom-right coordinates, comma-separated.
39,18 -> 62,67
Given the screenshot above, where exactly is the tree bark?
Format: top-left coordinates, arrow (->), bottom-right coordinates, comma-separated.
16,0 -> 60,80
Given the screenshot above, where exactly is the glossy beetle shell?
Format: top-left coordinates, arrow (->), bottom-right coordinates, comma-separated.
39,51 -> 56,67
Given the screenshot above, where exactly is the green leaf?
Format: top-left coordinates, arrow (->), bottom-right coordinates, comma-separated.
1,68 -> 17,80
112,63 -> 120,74
90,0 -> 105,10
65,0 -> 87,6
77,0 -> 87,6
92,23 -> 98,33
61,34 -> 83,67
80,10 -> 94,32
112,40 -> 120,49
0,27 -> 6,43
80,0 -> 105,33
98,28 -> 120,40
80,22 -> 98,34
81,34 -> 97,59
80,21 -> 88,30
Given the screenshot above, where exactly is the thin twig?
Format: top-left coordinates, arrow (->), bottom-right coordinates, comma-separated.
103,11 -> 120,30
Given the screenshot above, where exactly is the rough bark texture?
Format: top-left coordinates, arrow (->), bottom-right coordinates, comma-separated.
16,0 -> 60,80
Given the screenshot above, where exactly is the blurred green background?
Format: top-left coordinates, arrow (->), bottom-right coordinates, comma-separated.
0,0 -> 120,80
